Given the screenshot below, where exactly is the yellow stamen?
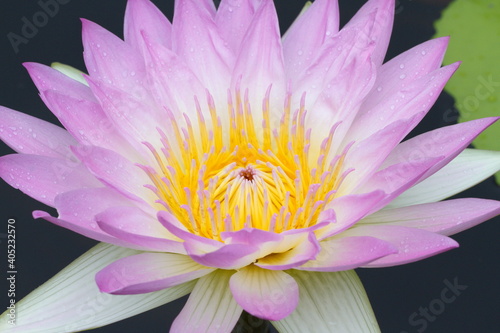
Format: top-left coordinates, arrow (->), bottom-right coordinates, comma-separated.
143,89 -> 350,241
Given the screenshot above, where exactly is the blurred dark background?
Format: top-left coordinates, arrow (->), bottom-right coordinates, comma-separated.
0,0 -> 498,332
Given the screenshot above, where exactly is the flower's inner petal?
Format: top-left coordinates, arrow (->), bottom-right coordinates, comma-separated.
124,0 -> 172,52
282,0 -> 340,80
215,0 -> 259,53
229,265 -> 299,321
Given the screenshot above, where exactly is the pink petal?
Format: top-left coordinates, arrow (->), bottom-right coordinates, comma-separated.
0,154 -> 100,207
41,90 -> 136,157
82,19 -> 149,94
25,63 -> 136,154
96,206 -> 184,253
341,225 -> 459,267
305,49 -> 376,150
293,14 -> 375,111
171,270 -> 242,332
383,117 -> 499,183
172,0 -> 233,93
174,0 -> 216,18
220,227 -> 283,246
52,188 -> 167,249
297,236 -> 397,271
72,145 -> 153,204
341,114 -> 423,191
363,37 -> 450,110
231,0 -> 286,114
222,225 -> 328,270
344,0 -> 395,66
85,77 -> 162,150
317,190 -> 385,239
183,241 -> 259,270
360,198 -> 500,236
24,62 -> 93,100
141,34 -> 206,120
157,210 -> 221,247
157,211 -> 259,269
360,157 -> 443,194
0,106 -> 76,158
124,0 -> 172,52
283,0 -> 339,79
230,265 -> 299,321
347,63 -> 460,142
355,157 -> 444,212
95,253 -> 213,294
26,61 -> 139,159
55,187 -> 130,227
255,231 -> 321,270
46,188 -> 142,248
215,0 -> 259,53
33,210 -> 139,249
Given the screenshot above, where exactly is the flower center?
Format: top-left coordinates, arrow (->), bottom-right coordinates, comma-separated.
142,88 -> 351,240
239,166 -> 255,181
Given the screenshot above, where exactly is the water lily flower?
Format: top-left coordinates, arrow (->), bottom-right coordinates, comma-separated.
1,0 -> 500,332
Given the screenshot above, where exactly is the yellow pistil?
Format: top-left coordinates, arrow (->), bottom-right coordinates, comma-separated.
142,88 -> 350,241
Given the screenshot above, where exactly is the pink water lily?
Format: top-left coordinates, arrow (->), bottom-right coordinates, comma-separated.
1,0 -> 500,332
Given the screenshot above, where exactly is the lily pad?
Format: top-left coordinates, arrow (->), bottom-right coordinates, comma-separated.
434,0 -> 500,182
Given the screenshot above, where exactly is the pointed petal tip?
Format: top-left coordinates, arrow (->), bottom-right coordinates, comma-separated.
80,18 -> 107,37
22,61 -> 38,70
80,17 -> 94,25
80,17 -> 91,27
32,210 -> 50,219
22,62 -> 49,81
438,35 -> 451,43
449,60 -> 461,70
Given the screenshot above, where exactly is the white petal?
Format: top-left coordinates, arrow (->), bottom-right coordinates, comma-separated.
272,270 -> 379,333
0,243 -> 194,332
171,270 -> 242,333
388,149 -> 500,208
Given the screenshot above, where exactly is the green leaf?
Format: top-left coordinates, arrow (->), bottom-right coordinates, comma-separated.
434,0 -> 500,182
